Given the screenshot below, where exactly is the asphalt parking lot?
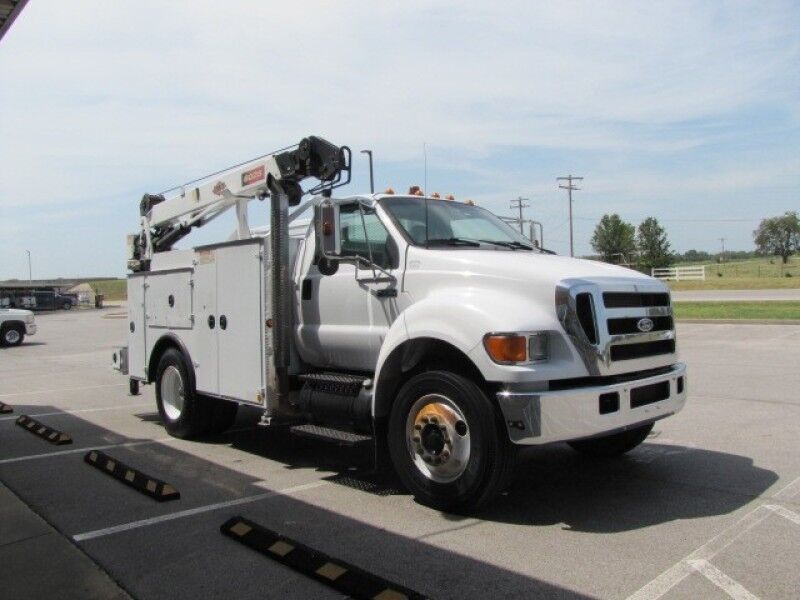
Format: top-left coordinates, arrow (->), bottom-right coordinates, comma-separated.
2,309 -> 800,600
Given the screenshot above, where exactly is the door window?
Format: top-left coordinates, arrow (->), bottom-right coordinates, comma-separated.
339,204 -> 397,269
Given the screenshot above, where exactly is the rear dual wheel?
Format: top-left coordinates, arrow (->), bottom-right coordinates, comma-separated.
154,348 -> 237,439
388,370 -> 516,512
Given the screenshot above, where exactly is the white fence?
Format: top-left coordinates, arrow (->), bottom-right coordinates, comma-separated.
651,265 -> 706,281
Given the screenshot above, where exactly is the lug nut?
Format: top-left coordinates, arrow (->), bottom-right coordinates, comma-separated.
414,423 -> 422,430
429,416 -> 439,424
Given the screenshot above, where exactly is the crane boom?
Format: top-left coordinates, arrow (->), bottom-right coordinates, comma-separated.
128,136 -> 350,271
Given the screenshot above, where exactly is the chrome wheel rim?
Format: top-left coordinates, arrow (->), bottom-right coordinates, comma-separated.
405,393 -> 471,483
160,366 -> 185,421
4,329 -> 20,344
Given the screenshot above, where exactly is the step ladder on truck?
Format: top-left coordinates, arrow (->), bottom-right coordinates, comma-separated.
113,135 -> 688,511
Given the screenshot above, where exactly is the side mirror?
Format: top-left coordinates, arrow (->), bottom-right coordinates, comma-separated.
315,201 -> 341,257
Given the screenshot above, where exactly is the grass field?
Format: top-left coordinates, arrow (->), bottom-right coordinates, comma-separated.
668,277 -> 800,290
673,301 -> 800,320
666,256 -> 800,290
87,279 -> 127,301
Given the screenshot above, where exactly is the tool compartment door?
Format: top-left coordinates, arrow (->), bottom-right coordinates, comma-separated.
215,240 -> 265,404
193,251 -> 218,395
127,275 -> 147,379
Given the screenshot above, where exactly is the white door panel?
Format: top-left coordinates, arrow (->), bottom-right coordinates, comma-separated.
193,255 -> 218,395
216,241 -> 265,404
127,276 -> 147,379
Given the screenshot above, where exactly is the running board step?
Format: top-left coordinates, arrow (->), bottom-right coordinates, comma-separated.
289,424 -> 372,445
297,372 -> 371,395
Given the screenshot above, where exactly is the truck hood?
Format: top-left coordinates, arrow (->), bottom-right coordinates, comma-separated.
403,247 -> 670,327
407,248 -> 660,289
0,308 -> 33,318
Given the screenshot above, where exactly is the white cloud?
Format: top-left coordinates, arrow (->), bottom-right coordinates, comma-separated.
0,1 -> 798,273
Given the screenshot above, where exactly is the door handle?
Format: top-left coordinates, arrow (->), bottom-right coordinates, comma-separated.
219,315 -> 227,330
208,315 -> 215,329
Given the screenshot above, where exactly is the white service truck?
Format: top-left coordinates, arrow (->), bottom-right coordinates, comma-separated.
0,308 -> 37,346
114,136 -> 687,510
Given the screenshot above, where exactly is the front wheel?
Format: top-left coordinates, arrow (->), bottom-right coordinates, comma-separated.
1,325 -> 25,347
567,422 -> 654,457
387,370 -> 515,512
62,301 -> 72,310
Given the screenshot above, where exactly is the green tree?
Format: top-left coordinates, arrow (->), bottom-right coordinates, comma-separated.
753,211 -> 800,264
637,217 -> 672,272
591,214 -> 636,264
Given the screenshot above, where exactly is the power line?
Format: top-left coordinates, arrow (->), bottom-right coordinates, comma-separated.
557,175 -> 583,257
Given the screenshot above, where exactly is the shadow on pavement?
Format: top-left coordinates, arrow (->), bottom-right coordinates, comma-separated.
1,404 -> 596,599
198,408 -> 779,533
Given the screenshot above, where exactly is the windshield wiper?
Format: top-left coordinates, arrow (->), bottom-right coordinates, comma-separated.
425,237 -> 481,247
478,239 -> 534,250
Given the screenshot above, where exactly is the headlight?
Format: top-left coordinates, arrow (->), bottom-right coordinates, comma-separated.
484,332 -> 549,364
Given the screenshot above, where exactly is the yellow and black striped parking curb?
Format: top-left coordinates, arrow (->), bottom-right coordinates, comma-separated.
0,402 -> 12,414
15,415 -> 72,445
84,450 -> 180,502
221,516 -> 427,600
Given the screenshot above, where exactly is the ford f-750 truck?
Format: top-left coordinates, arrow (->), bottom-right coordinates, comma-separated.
113,136 -> 686,510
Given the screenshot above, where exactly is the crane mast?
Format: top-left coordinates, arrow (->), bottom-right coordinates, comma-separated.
128,136 -> 350,272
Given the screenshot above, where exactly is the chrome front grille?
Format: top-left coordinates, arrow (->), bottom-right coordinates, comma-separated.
607,315 -> 673,335
556,278 -> 677,376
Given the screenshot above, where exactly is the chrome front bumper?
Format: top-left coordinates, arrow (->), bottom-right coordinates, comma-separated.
25,323 -> 37,335
497,363 -> 687,445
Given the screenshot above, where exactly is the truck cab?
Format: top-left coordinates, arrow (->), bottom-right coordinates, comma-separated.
116,138 -> 686,510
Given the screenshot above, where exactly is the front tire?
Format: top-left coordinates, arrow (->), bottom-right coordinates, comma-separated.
154,348 -> 210,439
388,370 -> 515,512
62,301 -> 72,310
1,325 -> 25,347
568,422 -> 654,457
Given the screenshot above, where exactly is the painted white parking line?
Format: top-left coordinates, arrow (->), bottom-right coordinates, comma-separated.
0,438 -> 173,465
626,475 -> 800,600
763,504 -> 800,526
73,480 -> 328,542
687,560 -> 759,600
0,383 -> 126,399
0,402 -> 151,422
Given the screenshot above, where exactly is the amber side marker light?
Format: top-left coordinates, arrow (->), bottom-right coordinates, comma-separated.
484,334 -> 527,363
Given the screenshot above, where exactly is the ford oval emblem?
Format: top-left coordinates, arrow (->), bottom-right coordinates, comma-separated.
637,317 -> 654,333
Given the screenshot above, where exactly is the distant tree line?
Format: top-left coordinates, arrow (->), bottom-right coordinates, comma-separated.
588,210 -> 800,270
590,214 -> 671,272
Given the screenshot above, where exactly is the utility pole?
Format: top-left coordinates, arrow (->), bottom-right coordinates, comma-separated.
557,175 -> 583,257
360,150 -> 374,193
509,197 -> 529,234
423,142 -> 428,193
719,237 -> 726,262
26,250 -> 32,283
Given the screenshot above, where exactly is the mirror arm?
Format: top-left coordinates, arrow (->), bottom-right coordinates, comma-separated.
357,202 -> 379,280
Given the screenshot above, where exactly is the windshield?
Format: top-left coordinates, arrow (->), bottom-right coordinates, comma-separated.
380,196 -> 536,249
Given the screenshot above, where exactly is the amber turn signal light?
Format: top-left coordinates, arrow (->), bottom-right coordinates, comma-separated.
484,334 -> 527,363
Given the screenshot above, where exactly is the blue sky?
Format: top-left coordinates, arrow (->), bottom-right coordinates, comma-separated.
1,1 -> 798,279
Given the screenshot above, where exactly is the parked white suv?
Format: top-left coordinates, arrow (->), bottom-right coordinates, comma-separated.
0,308 -> 37,347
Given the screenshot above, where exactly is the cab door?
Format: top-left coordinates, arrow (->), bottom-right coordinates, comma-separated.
295,202 -> 401,372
